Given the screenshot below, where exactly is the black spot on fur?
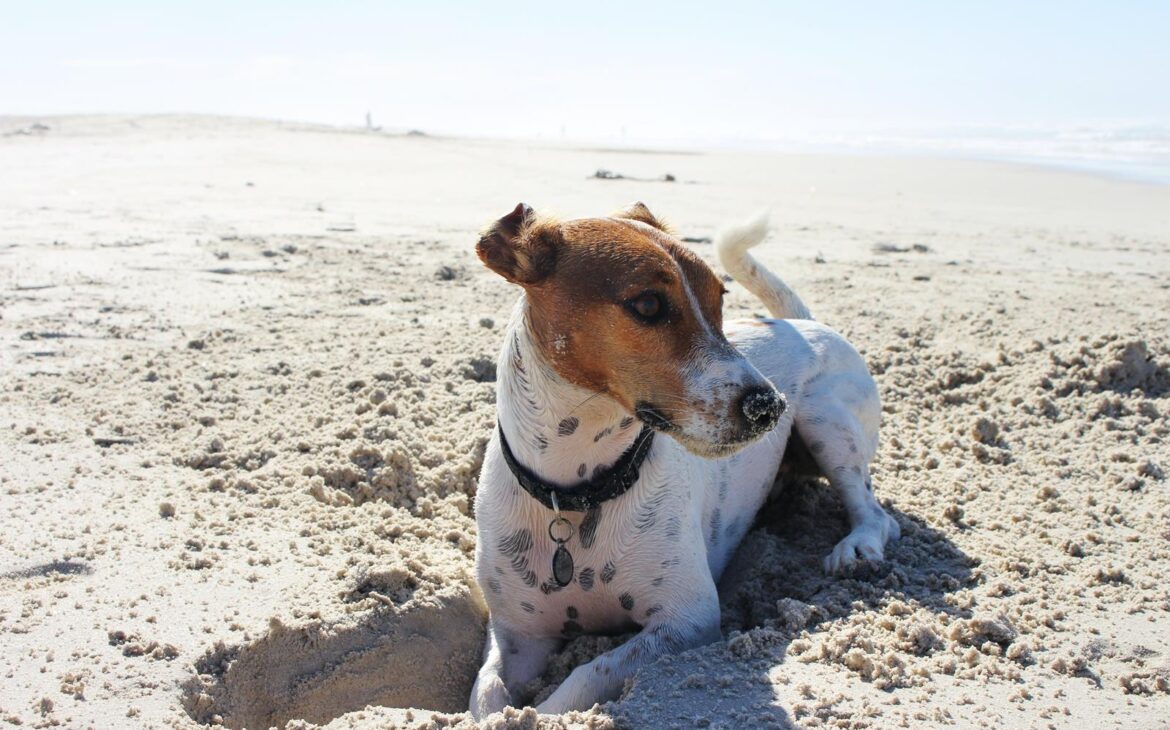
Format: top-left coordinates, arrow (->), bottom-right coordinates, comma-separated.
535,435 -> 549,452
562,620 -> 584,638
626,641 -> 645,664
709,508 -> 722,544
652,576 -> 665,586
593,426 -> 613,442
664,515 -> 681,541
499,529 -> 535,582
579,507 -> 602,549
520,601 -> 536,613
634,484 -> 669,532
620,416 -> 635,430
498,529 -> 532,555
511,334 -> 525,371
661,557 -> 680,568
566,606 -> 579,619
653,625 -> 686,653
539,578 -> 565,594
487,578 -> 501,593
510,554 -> 531,576
600,561 -> 616,584
578,568 -> 595,591
577,463 -> 587,478
619,592 -> 635,611
558,416 -> 579,436
645,604 -> 663,618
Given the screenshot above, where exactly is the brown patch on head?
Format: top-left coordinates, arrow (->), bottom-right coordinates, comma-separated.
517,215 -> 727,416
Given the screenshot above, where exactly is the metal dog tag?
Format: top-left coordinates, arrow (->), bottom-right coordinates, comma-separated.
548,495 -> 575,587
552,543 -> 574,587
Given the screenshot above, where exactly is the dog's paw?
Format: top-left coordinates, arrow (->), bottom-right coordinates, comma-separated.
534,664 -> 602,715
823,511 -> 900,574
535,695 -> 571,716
534,676 -> 585,715
469,672 -> 511,720
886,510 -> 902,542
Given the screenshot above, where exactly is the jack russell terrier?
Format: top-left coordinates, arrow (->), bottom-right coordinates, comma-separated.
469,202 -> 899,717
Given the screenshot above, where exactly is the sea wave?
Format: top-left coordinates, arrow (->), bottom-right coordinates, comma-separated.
761,125 -> 1170,186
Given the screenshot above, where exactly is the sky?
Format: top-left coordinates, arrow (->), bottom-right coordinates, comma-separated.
3,1 -> 1170,146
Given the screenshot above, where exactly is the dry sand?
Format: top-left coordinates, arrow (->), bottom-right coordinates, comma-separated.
1,115 -> 1168,729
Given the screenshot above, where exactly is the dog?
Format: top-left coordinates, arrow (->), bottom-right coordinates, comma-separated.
469,202 -> 899,717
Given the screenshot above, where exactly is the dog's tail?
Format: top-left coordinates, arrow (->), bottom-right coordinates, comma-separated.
715,211 -> 812,320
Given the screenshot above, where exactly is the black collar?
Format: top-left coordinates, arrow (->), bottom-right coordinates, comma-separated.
498,423 -> 655,512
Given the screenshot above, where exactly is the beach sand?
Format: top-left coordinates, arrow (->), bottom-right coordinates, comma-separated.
1,115 -> 1168,729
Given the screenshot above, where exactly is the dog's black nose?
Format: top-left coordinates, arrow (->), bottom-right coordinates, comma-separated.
739,386 -> 785,432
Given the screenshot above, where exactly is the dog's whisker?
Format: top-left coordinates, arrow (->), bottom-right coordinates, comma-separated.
565,390 -> 606,417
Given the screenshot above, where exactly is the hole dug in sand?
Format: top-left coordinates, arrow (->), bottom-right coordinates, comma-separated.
182,588 -> 484,729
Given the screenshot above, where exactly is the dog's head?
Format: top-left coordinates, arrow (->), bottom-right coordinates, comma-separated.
477,202 -> 784,458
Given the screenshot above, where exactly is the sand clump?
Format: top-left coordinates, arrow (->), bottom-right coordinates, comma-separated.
1,116 -> 1169,729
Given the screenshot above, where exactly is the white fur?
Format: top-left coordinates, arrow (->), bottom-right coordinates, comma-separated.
470,219 -> 899,718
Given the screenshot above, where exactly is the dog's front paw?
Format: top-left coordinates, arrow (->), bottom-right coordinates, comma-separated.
469,671 -> 511,720
534,694 -> 572,716
534,678 -> 584,716
534,664 -> 603,715
823,511 -> 900,574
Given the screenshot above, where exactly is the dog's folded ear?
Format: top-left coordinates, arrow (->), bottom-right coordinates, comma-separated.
614,201 -> 671,233
477,203 -> 561,285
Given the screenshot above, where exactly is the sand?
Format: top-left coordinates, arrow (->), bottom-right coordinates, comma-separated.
1,115 -> 1168,729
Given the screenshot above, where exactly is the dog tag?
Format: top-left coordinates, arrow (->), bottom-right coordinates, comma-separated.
552,544 -> 574,587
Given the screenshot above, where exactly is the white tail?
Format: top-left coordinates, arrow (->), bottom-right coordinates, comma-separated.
715,212 -> 812,321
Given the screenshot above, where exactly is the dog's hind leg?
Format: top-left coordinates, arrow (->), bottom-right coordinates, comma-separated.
821,460 -> 900,573
796,402 -> 900,574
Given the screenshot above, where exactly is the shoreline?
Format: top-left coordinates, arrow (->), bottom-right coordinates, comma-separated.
5,112 -> 1168,188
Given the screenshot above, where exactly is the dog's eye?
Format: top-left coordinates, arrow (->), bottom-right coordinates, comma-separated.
627,292 -> 664,322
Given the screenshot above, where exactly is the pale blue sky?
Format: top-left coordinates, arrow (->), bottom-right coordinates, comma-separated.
3,1 -> 1169,144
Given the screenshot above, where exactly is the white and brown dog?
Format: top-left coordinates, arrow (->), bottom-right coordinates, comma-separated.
470,203 -> 899,717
